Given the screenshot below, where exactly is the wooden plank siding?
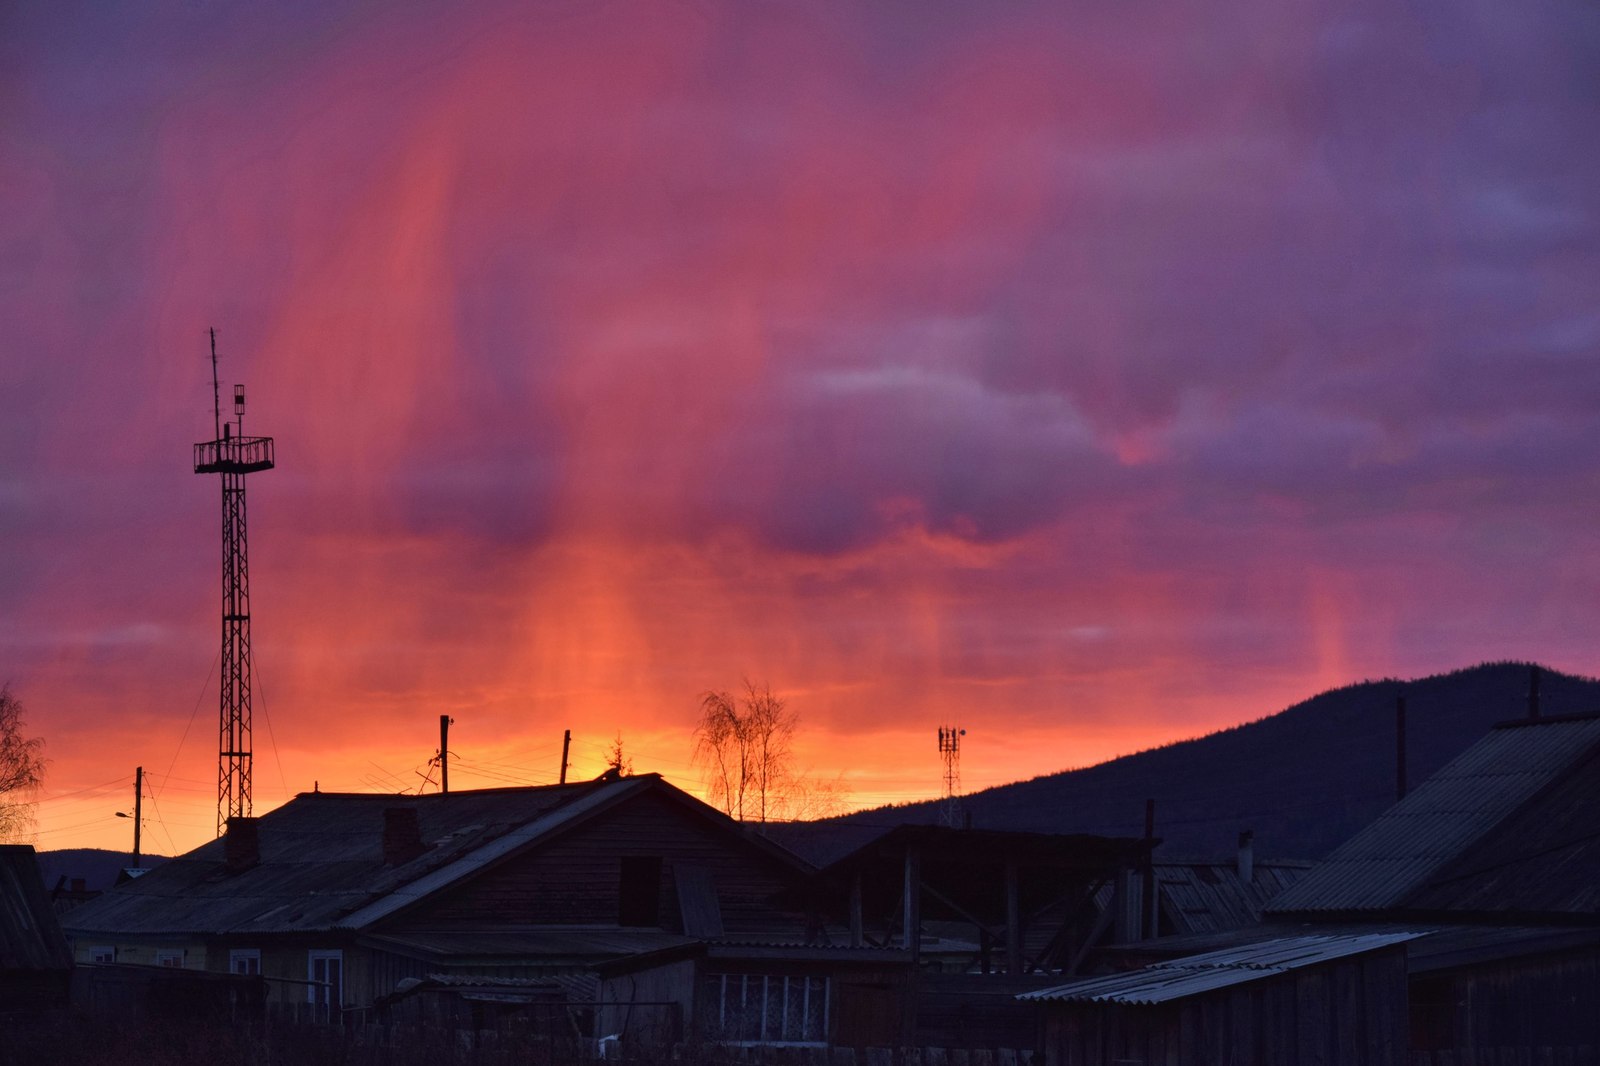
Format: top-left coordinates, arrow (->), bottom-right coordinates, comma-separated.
1413,947 -> 1600,1053
402,790 -> 811,936
1040,945 -> 1409,1066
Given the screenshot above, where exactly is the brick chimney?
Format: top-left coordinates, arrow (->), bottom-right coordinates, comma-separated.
1237,829 -> 1254,885
225,816 -> 260,873
383,807 -> 426,866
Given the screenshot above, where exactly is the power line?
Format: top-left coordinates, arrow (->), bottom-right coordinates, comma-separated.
155,648 -> 219,805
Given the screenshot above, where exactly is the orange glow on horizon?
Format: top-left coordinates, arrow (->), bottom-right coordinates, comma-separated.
13,1 -> 1599,860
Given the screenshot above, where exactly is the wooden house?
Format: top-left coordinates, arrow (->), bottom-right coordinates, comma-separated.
0,844 -> 73,1011
1024,712 -> 1600,1063
1267,712 -> 1600,1057
60,774 -> 910,1049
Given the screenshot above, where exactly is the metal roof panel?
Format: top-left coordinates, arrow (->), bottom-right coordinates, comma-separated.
1020,931 -> 1425,1005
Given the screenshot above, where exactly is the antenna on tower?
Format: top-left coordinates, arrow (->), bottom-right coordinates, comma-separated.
937,725 -> 966,828
193,330 -> 275,837
209,327 -> 222,442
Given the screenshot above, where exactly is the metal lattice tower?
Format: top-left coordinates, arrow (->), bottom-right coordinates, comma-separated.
193,329 -> 275,836
937,725 -> 965,827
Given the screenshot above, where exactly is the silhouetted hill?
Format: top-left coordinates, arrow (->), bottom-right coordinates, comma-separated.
774,662 -> 1600,865
35,848 -> 169,893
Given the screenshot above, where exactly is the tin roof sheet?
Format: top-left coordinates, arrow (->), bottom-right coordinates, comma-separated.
1019,931 -> 1424,1005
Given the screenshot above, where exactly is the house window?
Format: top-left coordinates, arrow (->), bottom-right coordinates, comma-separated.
618,856 -> 662,926
700,973 -> 828,1045
90,946 -> 115,964
155,950 -> 184,968
308,950 -> 343,1010
229,949 -> 261,975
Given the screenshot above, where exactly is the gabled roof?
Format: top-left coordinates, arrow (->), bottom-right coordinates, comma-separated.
1019,931 -> 1424,1005
1269,715 -> 1600,919
63,774 -> 802,938
0,845 -> 72,972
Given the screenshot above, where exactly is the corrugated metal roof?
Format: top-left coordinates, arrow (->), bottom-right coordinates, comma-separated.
1019,931 -> 1424,1005
1268,717 -> 1600,916
62,777 -> 650,937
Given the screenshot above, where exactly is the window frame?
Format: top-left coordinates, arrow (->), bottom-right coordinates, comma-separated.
307,949 -> 344,1009
229,948 -> 261,976
155,949 -> 184,968
700,972 -> 830,1046
90,946 -> 115,964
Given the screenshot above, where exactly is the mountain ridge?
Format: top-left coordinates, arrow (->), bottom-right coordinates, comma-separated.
773,661 -> 1600,865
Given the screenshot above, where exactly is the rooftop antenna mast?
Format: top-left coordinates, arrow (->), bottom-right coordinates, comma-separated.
193,329 -> 275,836
937,725 -> 966,828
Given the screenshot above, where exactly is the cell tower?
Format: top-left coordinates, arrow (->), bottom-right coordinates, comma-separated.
192,329 -> 275,836
937,725 -> 966,827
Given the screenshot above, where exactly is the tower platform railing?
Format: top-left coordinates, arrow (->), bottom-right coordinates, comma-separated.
194,436 -> 275,474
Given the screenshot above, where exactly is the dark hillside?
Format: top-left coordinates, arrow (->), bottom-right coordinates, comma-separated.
36,848 -> 169,893
774,662 -> 1600,865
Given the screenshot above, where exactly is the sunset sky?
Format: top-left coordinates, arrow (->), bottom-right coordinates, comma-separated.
5,1 -> 1600,856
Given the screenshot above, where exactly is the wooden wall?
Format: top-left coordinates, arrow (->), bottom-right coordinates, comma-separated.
1042,946 -> 1409,1066
1411,946 -> 1600,1053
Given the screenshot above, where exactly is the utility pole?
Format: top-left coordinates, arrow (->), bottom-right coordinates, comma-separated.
193,329 -> 274,836
1142,798 -> 1157,939
133,766 -> 143,867
439,715 -> 452,795
1395,694 -> 1408,801
116,766 -> 144,868
559,729 -> 571,784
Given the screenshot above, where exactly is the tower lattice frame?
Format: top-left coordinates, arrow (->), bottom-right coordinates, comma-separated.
938,725 -> 965,828
193,330 -> 274,836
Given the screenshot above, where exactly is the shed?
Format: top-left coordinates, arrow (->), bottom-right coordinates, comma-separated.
1020,931 -> 1423,1066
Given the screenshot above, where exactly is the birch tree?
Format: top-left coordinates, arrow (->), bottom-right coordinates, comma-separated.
693,681 -> 845,825
0,686 -> 45,842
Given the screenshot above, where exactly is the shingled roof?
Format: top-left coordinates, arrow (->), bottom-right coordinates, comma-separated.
1268,714 -> 1600,920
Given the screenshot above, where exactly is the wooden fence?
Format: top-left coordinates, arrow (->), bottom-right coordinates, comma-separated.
1412,1050 -> 1600,1066
262,1003 -> 1035,1066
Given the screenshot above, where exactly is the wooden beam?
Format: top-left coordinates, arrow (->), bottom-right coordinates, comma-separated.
1005,858 -> 1023,976
1037,875 -> 1110,971
919,881 -> 1006,942
903,844 -> 921,963
849,871 -> 864,948
1064,895 -> 1116,976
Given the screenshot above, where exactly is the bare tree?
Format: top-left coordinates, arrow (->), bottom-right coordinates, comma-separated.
693,681 -> 845,825
0,685 -> 46,842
